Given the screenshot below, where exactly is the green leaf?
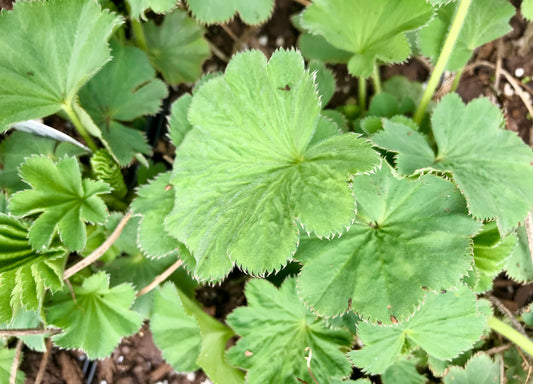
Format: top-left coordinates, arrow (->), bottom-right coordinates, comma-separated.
523,0 -> 533,20
132,172 -> 181,259
126,0 -> 177,20
382,76 -> 426,115
0,193 -> 7,214
168,94 -> 193,148
79,41 -> 167,165
9,156 -> 111,251
0,348 -> 25,384
443,354 -> 500,384
90,149 -> 128,200
419,0 -> 514,71
465,222 -> 517,292
186,0 -> 274,25
1,309 -> 47,352
165,49 -> 380,281
47,272 -> 143,360
505,225 -> 533,282
151,283 -> 201,371
300,0 -> 433,77
0,131 -> 86,193
0,214 -> 67,323
382,356 -> 426,384
0,0 -> 122,132
504,347 -> 530,384
309,60 -> 336,107
227,278 -> 353,384
144,10 -> 211,85
350,286 -> 488,375
298,33 -> 353,64
296,163 -> 480,322
373,94 -> 533,234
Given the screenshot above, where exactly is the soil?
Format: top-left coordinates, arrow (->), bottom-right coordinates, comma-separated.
2,0 -> 533,383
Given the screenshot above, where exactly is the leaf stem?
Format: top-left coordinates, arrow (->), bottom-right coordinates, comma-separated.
63,103 -> 98,152
63,211 -> 133,279
450,66 -> 464,92
488,316 -> 533,357
413,0 -> 472,124
136,259 -> 183,298
358,78 -> 367,113
372,63 -> 382,94
131,19 -> 148,51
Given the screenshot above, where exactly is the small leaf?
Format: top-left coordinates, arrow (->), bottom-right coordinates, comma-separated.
419,0 -> 514,71
90,149 -> 128,200
9,156 -> 111,251
167,94 -> 193,148
300,0 -> 433,77
79,40 -> 167,165
309,60 -> 336,107
382,356 -> 426,384
126,0 -> 177,20
227,278 -> 353,384
132,172 -> 181,259
350,286 -> 488,375
0,309 -> 47,352
186,0 -> 275,25
165,49 -> 380,281
505,225 -> 533,282
373,94 -> 533,234
144,10 -> 211,85
0,214 -> 67,323
296,163 -> 480,323
0,0 -> 122,132
443,354 -> 500,384
523,0 -> 533,20
47,272 -> 143,360
0,348 -> 25,384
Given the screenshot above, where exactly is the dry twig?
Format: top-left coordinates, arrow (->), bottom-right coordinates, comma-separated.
9,339 -> 23,384
136,259 -> 183,298
35,338 -> 53,384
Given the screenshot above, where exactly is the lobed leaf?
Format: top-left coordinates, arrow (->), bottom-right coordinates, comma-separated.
165,49 -> 380,281
300,0 -> 433,77
79,41 -> 167,165
419,0 -> 514,71
8,156 -> 111,251
296,163 -> 480,323
443,354 -> 500,383
126,0 -> 177,20
505,225 -> 533,283
382,356 -> 426,384
373,94 -> 533,234
226,278 -> 353,384
0,0 -> 122,132
47,272 -> 143,360
144,10 -> 211,85
350,286 -> 488,374
167,94 -> 193,148
186,0 -> 275,25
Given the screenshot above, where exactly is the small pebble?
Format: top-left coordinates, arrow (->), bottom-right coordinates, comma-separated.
155,381 -> 168,384
504,83 -> 514,97
186,372 -> 196,380
100,381 -> 108,384
275,36 -> 285,47
117,355 -> 124,363
257,35 -> 268,46
515,68 -> 525,77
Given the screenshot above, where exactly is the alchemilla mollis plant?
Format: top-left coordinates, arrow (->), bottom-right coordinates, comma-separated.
1,0 -> 533,383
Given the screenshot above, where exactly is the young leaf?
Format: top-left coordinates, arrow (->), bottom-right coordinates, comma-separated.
132,172 -> 181,259
0,214 -> 67,323
419,0 -> 514,71
0,0 -> 122,132
167,94 -> 193,148
373,94 -> 533,234
465,222 -> 516,292
300,0 -> 433,77
350,286 -> 488,375
0,131 -> 86,193
165,49 -> 380,280
296,163 -> 480,323
90,150 -> 127,201
443,354 -> 500,384
126,0 -> 177,20
8,156 -> 111,251
226,278 -> 353,384
150,283 -> 201,371
79,41 -> 167,165
144,10 -> 211,85
186,0 -> 274,25
505,225 -> 533,283
0,348 -> 25,384
47,272 -> 143,360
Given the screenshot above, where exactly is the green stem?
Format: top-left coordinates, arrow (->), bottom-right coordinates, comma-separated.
413,0 -> 472,125
488,316 -> 533,356
131,19 -> 147,51
358,78 -> 367,113
372,64 -> 382,94
63,103 -> 98,152
451,66 -> 464,92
